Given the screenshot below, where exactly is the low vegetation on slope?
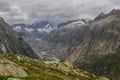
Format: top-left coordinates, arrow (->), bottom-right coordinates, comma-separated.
0,54 -> 109,80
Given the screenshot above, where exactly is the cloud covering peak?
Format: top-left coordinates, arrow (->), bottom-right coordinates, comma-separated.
0,0 -> 120,24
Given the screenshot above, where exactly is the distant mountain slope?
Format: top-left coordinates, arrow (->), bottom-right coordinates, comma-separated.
36,20 -> 86,61
0,17 -> 40,59
12,21 -> 56,47
0,54 -> 109,80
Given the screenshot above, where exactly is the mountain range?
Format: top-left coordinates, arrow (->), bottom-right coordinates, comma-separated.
12,21 -> 56,47
0,8 -> 120,80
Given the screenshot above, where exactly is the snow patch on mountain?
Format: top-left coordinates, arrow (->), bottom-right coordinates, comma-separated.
63,20 -> 86,29
24,28 -> 34,33
37,28 -> 44,33
13,26 -> 22,32
35,38 -> 41,41
69,20 -> 85,25
45,24 -> 50,28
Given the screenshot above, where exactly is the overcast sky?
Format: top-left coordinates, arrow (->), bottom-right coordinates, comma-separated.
0,0 -> 120,24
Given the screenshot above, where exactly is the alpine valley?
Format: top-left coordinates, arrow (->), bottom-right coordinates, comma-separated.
0,5 -> 120,80
0,17 -> 109,80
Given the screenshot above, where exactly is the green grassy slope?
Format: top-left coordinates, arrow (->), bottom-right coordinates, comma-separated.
0,54 -> 109,80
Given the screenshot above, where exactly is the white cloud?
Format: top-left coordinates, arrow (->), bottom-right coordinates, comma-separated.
0,0 -> 120,24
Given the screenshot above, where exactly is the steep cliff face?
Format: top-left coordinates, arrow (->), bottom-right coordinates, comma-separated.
0,17 -> 40,59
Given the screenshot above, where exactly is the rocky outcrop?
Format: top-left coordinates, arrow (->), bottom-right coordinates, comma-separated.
0,59 -> 28,77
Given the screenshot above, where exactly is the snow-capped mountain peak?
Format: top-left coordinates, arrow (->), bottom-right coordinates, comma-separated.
12,21 -> 56,44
